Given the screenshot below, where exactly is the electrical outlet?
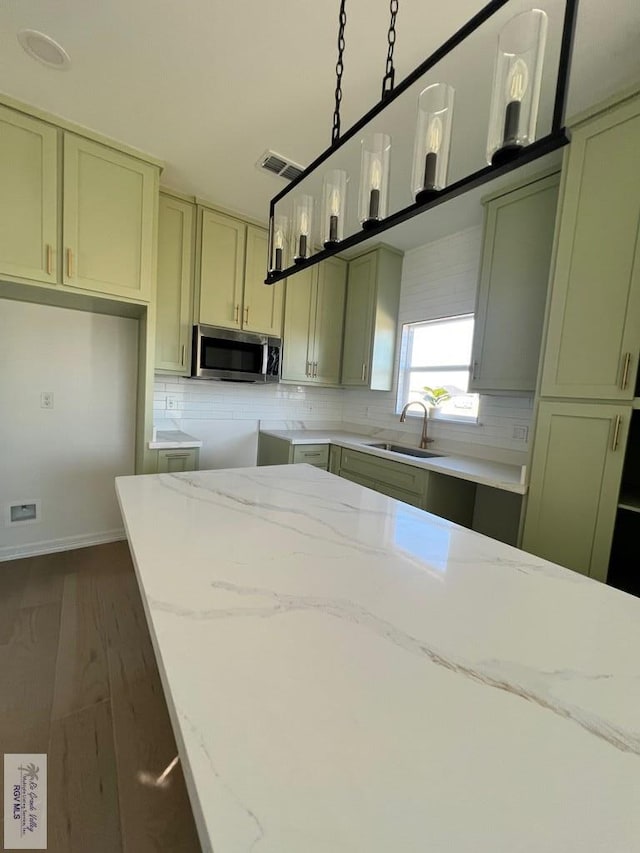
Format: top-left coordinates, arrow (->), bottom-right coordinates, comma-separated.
166,395 -> 178,410
41,391 -> 54,409
512,425 -> 529,441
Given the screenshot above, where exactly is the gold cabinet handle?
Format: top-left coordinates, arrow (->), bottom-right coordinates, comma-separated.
621,352 -> 632,390
66,248 -> 74,278
611,415 -> 622,451
181,344 -> 185,366
305,360 -> 309,377
234,304 -> 240,323
244,305 -> 249,324
46,244 -> 53,276
472,360 -> 479,380
314,361 -> 318,378
361,363 -> 365,381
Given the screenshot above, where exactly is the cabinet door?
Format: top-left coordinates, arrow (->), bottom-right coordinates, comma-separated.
281,268 -> 314,382
157,448 -> 199,473
156,195 -> 194,373
312,257 -> 346,385
243,226 -> 283,336
342,252 -> 376,386
522,402 -> 629,582
0,106 -> 58,284
471,173 -> 559,392
63,134 -> 157,300
541,98 -> 640,399
198,209 -> 246,329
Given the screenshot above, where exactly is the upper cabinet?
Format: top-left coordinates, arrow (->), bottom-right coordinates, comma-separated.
540,95 -> 640,400
0,106 -> 58,284
0,104 -> 160,302
156,194 -> 194,373
63,134 -> 158,301
281,258 -> 347,386
243,226 -> 283,337
470,171 -> 559,393
341,246 -> 402,390
198,208 -> 246,329
197,211 -> 283,336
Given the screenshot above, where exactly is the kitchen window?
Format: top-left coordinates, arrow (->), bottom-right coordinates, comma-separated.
396,314 -> 479,421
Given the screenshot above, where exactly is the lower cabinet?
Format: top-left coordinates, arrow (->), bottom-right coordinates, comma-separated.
337,447 -> 476,526
155,448 -> 199,474
257,434 -> 329,470
522,401 -> 630,581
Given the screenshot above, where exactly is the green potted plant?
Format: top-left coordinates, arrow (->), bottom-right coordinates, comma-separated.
422,386 -> 451,410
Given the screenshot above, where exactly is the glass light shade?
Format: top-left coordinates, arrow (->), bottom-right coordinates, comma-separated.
486,9 -> 548,166
270,215 -> 288,272
321,170 -> 348,248
358,132 -> 391,230
411,83 -> 455,204
292,195 -> 314,264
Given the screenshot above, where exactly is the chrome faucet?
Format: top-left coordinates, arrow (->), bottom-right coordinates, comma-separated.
399,401 -> 433,449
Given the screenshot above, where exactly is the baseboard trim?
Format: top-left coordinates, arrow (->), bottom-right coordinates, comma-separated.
0,529 -> 126,562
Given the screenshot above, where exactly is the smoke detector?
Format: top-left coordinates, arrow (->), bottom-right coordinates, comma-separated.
17,30 -> 71,70
257,150 -> 305,182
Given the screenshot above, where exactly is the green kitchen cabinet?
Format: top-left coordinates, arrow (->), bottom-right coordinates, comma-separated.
522,401 -> 630,582
341,246 -> 403,390
281,257 -> 347,386
470,171 -> 559,393
243,225 -> 283,336
155,193 -> 195,373
257,433 -> 329,470
540,95 -> 640,400
197,208 -> 246,329
338,447 -> 428,508
156,447 -> 199,474
0,105 -> 58,285
63,134 -> 158,301
329,444 -> 342,475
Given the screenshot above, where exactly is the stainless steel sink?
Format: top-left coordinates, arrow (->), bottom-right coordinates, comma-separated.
365,442 -> 445,459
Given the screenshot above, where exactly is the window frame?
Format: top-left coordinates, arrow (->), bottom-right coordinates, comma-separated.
396,313 -> 479,423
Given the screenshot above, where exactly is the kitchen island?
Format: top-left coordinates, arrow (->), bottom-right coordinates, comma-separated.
116,465 -> 640,853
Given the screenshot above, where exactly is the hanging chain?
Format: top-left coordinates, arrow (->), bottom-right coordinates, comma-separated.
331,0 -> 347,145
381,0 -> 399,101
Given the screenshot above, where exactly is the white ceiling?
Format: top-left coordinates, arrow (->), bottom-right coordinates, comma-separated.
0,0 -> 638,246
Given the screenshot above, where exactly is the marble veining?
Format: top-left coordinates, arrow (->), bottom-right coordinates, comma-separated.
116,465 -> 640,853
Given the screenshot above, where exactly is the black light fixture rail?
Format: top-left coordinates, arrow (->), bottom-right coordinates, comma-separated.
265,0 -> 578,285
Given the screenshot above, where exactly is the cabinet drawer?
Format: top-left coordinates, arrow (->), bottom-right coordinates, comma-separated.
340,469 -> 423,508
339,449 -> 428,497
292,444 -> 329,468
157,448 -> 199,474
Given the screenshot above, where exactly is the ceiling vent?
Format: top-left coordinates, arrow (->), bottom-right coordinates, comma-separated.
257,150 -> 305,182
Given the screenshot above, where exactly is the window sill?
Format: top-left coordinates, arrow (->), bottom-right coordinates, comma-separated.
395,411 -> 480,426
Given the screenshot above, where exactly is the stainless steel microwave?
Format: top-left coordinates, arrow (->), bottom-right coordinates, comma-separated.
190,325 -> 281,382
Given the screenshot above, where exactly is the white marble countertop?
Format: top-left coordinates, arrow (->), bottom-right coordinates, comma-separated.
116,465 -> 640,853
148,429 -> 203,449
260,428 -> 527,493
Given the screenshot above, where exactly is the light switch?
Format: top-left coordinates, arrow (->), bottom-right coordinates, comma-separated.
41,391 -> 54,409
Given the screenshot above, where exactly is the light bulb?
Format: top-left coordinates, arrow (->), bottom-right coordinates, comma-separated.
330,188 -> 341,217
370,159 -> 381,190
299,211 -> 309,235
274,229 -> 284,250
426,115 -> 443,154
506,57 -> 529,102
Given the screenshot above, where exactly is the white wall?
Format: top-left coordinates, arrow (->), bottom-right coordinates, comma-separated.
155,225 -> 533,465
0,299 -> 138,560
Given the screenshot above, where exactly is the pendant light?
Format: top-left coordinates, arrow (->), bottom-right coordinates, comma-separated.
487,9 -> 549,166
270,215 -> 288,272
265,0 -> 578,285
411,83 -> 455,204
322,170 -> 348,248
359,133 -> 391,230
292,195 -> 314,264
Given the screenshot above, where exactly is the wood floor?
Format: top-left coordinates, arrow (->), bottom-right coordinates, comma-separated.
0,541 -> 202,852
